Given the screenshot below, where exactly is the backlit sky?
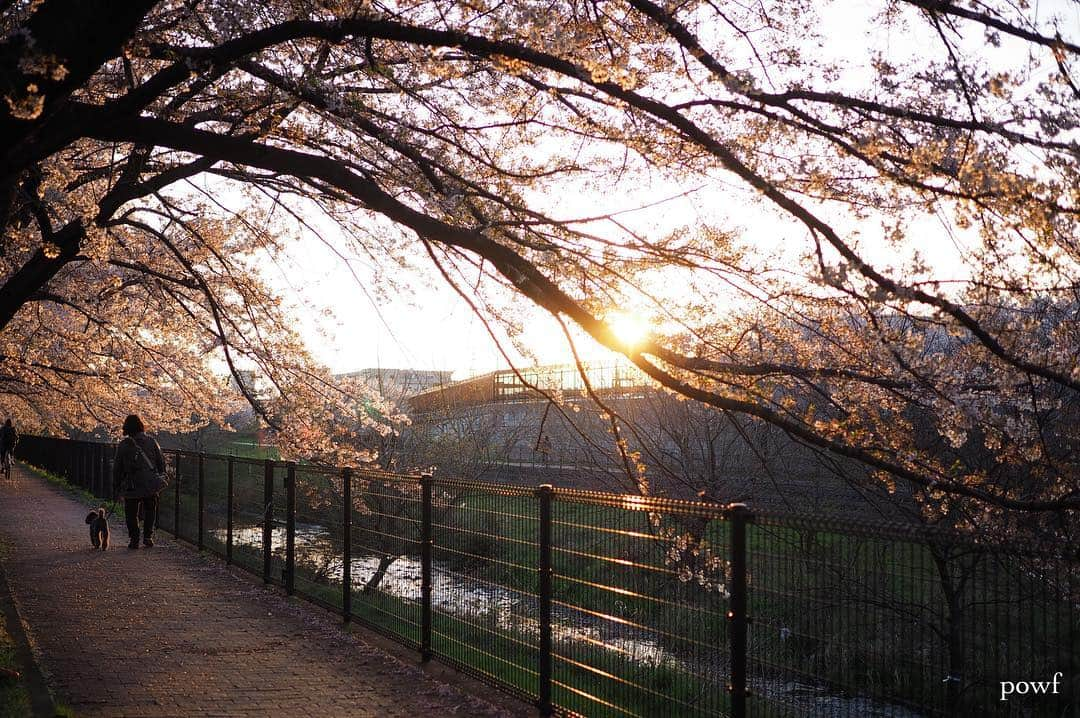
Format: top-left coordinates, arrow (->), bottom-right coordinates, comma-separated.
275,186 -> 709,377
255,0 -> 1077,378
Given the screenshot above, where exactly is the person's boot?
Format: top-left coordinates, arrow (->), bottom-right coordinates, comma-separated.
128,533 -> 140,549
143,537 -> 154,548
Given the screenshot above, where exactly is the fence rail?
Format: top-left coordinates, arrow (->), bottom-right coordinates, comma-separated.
16,435 -> 1080,717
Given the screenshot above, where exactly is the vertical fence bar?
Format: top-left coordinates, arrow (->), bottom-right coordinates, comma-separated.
105,443 -> 115,502
197,453 -> 206,551
538,484 -> 553,717
420,473 -> 433,661
729,504 -> 749,718
342,467 -> 352,622
100,443 -> 107,499
263,459 -> 274,584
285,462 -> 296,596
93,443 -> 101,498
226,456 -> 234,565
172,452 -> 181,538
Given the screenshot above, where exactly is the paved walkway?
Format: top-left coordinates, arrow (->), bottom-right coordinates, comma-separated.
0,466 -> 525,717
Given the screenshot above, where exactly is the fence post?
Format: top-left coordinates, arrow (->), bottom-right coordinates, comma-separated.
263,459 -> 274,584
226,456 -> 234,565
728,504 -> 750,718
173,453 -> 181,538
420,473 -> 433,661
342,468 -> 352,622
198,453 -> 206,551
285,462 -> 296,596
538,484 -> 553,717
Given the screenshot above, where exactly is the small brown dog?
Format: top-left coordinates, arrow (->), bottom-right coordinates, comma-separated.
85,507 -> 109,550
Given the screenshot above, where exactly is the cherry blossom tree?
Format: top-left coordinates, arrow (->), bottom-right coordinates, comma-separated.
0,0 -> 1076,526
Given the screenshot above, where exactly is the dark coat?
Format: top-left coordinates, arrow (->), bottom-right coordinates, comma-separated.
0,425 -> 17,452
113,433 -> 166,499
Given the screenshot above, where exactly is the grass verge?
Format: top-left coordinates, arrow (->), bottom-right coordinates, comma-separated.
21,462 -> 125,521
0,539 -> 64,717
0,597 -> 32,716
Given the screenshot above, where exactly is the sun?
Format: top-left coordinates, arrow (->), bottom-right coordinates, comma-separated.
516,309 -> 652,365
606,312 -> 650,349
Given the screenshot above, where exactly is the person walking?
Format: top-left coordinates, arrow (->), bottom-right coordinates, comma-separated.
0,419 -> 18,479
112,414 -> 166,549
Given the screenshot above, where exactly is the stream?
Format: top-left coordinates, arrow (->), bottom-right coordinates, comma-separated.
213,522 -> 925,716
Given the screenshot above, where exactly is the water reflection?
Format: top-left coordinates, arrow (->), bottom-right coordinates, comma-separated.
212,523 -> 679,668
211,523 -> 919,715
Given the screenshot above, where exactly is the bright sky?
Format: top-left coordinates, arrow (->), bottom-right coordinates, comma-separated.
279,244 -> 510,377
275,187 -> 708,377
256,0 -> 1078,378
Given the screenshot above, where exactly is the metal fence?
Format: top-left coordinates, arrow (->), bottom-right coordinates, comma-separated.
16,436 -> 1080,717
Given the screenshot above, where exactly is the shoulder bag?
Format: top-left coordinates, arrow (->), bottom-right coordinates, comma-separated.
130,437 -> 170,495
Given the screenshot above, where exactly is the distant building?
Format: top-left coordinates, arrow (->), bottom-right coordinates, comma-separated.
398,360 -> 906,518
407,361 -> 647,413
228,369 -> 272,401
336,368 -> 454,402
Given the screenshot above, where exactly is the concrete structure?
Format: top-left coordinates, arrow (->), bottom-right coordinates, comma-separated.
337,367 -> 454,401
397,361 -> 909,518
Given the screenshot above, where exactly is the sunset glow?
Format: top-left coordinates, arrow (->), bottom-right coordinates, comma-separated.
606,312 -> 650,350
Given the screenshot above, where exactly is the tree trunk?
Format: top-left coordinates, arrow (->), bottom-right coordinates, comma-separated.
362,554 -> 397,593
932,549 -> 970,713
